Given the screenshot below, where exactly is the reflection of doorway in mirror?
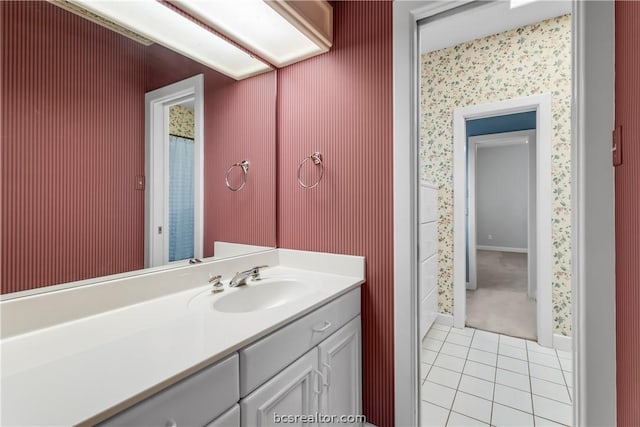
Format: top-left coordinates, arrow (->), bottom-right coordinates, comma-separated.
145,74 -> 204,268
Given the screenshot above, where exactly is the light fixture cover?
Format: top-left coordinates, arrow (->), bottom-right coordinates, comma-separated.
172,0 -> 331,68
72,0 -> 271,80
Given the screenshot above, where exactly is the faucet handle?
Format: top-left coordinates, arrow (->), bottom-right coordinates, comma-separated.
209,274 -> 223,286
209,274 -> 224,293
250,265 -> 269,279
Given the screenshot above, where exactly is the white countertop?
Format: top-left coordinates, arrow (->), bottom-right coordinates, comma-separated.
0,250 -> 365,426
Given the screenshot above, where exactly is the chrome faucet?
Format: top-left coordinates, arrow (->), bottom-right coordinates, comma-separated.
229,265 -> 269,287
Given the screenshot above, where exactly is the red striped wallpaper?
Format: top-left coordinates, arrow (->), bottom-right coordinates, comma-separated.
615,2 -> 640,425
1,1 -> 276,294
1,1 -> 147,293
205,72 -> 277,256
145,46 -> 277,257
276,2 -> 394,426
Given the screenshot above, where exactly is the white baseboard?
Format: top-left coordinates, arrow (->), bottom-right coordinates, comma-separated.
435,313 -> 454,326
477,245 -> 528,253
553,333 -> 573,352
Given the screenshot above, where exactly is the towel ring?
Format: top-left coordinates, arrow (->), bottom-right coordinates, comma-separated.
225,160 -> 249,191
297,152 -> 324,189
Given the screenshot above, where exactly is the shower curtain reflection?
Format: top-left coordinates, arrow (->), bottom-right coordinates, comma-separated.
168,135 -> 195,262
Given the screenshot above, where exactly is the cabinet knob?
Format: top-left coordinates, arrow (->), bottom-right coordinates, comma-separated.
165,419 -> 177,427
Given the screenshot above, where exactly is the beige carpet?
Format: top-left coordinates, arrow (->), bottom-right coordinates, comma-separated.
466,250 -> 537,340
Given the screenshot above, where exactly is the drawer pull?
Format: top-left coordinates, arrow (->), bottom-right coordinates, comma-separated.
312,321 -> 332,333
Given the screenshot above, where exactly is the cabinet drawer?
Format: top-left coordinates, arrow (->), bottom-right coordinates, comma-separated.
206,404 -> 240,427
239,287 -> 361,397
100,354 -> 239,427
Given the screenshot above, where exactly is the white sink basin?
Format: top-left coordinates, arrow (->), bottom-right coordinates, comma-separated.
189,278 -> 316,313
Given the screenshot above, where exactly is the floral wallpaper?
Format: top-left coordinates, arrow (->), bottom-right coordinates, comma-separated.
420,15 -> 572,335
169,105 -> 194,139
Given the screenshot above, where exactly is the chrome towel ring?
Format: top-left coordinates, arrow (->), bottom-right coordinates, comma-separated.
297,152 -> 324,189
225,160 -> 249,191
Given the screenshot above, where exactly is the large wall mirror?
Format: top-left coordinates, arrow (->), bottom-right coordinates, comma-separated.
1,1 -> 277,297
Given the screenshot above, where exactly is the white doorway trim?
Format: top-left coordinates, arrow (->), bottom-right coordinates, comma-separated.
454,98 -> 551,347
467,130 -> 536,298
144,74 -> 204,267
393,1 -> 616,426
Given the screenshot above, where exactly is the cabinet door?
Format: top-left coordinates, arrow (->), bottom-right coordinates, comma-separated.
241,350 -> 320,427
317,316 -> 362,425
206,404 -> 240,427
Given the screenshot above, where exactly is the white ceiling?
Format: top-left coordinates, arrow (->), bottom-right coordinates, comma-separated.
419,0 -> 572,54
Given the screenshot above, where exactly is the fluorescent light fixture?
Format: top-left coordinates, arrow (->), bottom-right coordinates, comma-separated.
71,0 -> 271,80
172,0 -> 327,68
510,0 -> 539,9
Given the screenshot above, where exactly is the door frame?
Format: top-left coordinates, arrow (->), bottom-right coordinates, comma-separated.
454,98 -> 551,347
144,74 -> 204,267
467,129 -> 536,298
393,1 -> 616,426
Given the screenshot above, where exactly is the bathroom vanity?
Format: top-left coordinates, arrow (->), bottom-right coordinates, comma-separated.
0,249 -> 365,426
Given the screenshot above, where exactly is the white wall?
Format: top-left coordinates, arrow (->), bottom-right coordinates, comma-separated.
476,144 -> 529,250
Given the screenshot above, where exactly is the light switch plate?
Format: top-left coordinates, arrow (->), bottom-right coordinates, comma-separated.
613,125 -> 623,167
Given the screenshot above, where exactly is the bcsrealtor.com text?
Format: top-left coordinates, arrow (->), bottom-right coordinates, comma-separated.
273,412 -> 367,424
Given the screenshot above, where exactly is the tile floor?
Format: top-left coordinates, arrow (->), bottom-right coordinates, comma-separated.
421,323 -> 573,426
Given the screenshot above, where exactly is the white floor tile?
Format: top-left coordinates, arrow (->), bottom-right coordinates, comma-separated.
497,355 -> 529,375
447,411 -> 489,427
556,349 -> 572,360
446,333 -> 473,347
424,337 -> 445,352
421,363 -> 432,382
449,327 -> 476,337
421,400 -> 450,427
531,377 -> 571,404
495,368 -> 531,392
528,351 -> 561,369
419,329 -> 576,427
427,366 -> 462,389
471,337 -> 498,354
423,349 -> 438,364
428,328 -> 449,341
532,395 -> 573,426
422,380 -> 457,409
526,341 -> 557,355
467,348 -> 497,367
500,335 -> 526,349
491,403 -> 535,427
458,374 -> 494,400
434,353 -> 466,373
559,357 -> 573,372
452,391 -> 492,423
441,342 -> 471,359
534,416 -> 569,427
474,329 -> 499,341
528,363 -> 565,385
493,384 -> 533,414
498,343 -> 528,360
432,323 -> 452,332
463,360 -> 496,382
